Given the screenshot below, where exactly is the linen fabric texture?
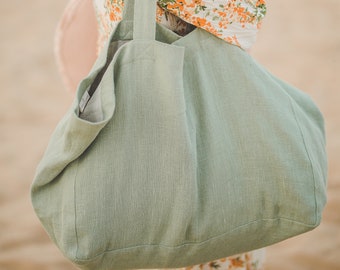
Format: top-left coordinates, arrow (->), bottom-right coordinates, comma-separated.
31,0 -> 328,269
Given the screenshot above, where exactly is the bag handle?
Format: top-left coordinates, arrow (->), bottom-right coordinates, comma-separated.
123,0 -> 157,40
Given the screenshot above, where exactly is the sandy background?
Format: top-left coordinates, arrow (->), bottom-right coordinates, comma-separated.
0,0 -> 339,269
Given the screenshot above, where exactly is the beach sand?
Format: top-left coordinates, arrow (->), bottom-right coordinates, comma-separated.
0,0 -> 339,269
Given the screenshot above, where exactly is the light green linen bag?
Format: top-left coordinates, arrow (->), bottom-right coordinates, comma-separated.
31,0 -> 328,269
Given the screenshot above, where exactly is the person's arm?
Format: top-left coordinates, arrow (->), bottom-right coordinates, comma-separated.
55,0 -> 98,93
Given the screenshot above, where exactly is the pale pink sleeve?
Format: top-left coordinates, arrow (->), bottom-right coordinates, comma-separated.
54,0 -> 98,93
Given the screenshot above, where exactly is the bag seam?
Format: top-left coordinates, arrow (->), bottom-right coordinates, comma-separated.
288,97 -> 318,226
73,216 -> 315,263
74,159 -> 80,259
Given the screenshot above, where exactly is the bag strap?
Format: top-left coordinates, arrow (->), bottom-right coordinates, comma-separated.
123,0 -> 157,40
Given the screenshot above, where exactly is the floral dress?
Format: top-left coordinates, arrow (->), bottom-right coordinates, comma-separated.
94,0 -> 266,53
93,1 -> 267,269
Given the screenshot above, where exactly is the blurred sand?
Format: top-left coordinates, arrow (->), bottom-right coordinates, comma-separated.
0,0 -> 339,269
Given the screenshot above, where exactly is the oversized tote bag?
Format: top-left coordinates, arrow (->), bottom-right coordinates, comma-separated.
31,0 -> 328,269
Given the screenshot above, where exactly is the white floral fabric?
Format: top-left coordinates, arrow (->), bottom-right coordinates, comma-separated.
93,0 -> 266,52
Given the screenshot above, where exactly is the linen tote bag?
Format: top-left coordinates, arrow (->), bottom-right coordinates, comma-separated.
31,0 -> 328,269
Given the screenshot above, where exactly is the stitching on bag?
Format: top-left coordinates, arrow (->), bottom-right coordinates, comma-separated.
288,98 -> 318,226
73,159 -> 80,259
114,40 -> 184,69
117,57 -> 155,69
74,216 -> 315,263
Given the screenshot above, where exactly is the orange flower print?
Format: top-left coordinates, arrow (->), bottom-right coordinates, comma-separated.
95,0 -> 267,52
256,0 -> 266,6
195,17 -> 207,27
230,256 -> 245,267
